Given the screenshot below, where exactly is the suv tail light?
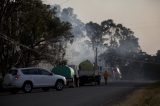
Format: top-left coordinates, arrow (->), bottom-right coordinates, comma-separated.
15,74 -> 20,80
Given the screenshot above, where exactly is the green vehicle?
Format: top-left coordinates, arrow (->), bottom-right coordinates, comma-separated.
51,65 -> 75,87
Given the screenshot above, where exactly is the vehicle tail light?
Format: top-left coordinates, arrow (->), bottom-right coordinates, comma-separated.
15,74 -> 20,80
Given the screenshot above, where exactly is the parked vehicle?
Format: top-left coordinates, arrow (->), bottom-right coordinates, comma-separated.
51,65 -> 75,87
79,60 -> 101,85
3,67 -> 66,93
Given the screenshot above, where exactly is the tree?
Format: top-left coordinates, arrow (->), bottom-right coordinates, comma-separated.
0,0 -> 73,77
85,19 -> 141,67
0,0 -> 23,77
86,22 -> 103,50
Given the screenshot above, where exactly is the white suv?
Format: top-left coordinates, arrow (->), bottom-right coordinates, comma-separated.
3,67 -> 66,93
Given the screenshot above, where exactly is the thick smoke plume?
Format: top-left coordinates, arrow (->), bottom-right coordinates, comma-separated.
52,5 -> 106,65
52,5 -> 140,67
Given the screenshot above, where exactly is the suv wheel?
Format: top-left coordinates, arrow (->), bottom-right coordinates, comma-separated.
22,82 -> 32,93
55,80 -> 64,91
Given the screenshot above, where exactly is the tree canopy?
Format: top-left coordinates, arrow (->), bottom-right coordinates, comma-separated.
0,0 -> 73,77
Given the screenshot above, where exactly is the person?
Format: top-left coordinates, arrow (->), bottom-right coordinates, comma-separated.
103,71 -> 109,85
74,69 -> 79,87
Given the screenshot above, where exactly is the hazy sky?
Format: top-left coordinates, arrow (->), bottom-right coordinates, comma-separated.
44,0 -> 160,55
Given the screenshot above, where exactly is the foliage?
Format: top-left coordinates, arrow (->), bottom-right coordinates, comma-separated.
86,22 -> 103,50
0,0 -> 73,77
86,19 -> 141,67
0,1 -> 160,80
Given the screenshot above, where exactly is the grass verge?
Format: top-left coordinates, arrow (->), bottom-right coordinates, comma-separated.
113,81 -> 160,106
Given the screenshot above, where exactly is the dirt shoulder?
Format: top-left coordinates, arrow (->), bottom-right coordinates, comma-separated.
112,81 -> 160,106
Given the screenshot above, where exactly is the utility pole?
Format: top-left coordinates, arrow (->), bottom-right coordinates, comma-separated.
94,47 -> 98,73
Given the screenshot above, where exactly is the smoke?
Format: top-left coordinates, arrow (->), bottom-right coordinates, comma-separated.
49,5 -> 158,81
53,5 -> 86,38
52,5 -> 106,65
52,5 -> 140,67
65,36 -> 94,65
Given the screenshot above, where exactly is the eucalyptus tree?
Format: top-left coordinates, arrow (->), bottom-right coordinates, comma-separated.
86,22 -> 103,50
0,0 -> 23,77
99,19 -> 141,67
0,0 -> 73,77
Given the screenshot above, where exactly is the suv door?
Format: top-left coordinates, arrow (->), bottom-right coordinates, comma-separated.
21,68 -> 42,87
38,69 -> 53,86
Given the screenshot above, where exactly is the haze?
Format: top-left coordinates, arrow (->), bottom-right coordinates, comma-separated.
44,0 -> 160,55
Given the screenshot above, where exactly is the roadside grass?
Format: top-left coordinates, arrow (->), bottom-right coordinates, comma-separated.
114,81 -> 160,106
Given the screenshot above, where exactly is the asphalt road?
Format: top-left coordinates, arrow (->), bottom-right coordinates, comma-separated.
0,81 -> 153,106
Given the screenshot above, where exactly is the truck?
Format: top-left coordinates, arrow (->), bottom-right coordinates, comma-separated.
51,65 -> 75,87
78,60 -> 101,85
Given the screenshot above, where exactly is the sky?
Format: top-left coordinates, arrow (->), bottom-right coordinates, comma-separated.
44,0 -> 160,55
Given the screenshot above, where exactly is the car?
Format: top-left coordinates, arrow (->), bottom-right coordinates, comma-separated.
3,67 -> 66,93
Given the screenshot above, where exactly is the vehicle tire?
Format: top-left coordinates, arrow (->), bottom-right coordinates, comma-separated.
22,82 -> 33,93
42,87 -> 50,92
10,88 -> 19,94
55,80 -> 64,91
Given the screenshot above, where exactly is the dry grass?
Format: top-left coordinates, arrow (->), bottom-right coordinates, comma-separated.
113,82 -> 160,106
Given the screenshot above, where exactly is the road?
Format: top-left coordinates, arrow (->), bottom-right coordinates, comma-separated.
0,81 -> 153,106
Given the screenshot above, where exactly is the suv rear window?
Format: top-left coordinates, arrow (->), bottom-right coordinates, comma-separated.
8,70 -> 17,75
